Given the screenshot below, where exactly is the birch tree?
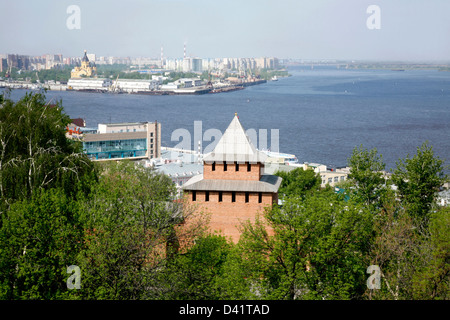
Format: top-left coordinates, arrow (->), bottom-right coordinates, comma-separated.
0,92 -> 96,213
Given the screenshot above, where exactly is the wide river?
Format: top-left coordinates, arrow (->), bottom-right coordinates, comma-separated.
3,65 -> 450,171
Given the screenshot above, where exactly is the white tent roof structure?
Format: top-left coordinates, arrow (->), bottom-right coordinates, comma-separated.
203,113 -> 267,164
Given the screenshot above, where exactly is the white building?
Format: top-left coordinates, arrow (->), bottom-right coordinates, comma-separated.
160,82 -> 179,91
174,78 -> 203,88
113,79 -> 159,93
97,122 -> 149,134
67,78 -> 112,91
437,188 -> 450,207
87,53 -> 96,63
181,57 -> 202,73
165,59 -> 182,72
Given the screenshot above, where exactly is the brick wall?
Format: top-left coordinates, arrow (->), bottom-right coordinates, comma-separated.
203,162 -> 262,181
186,190 -> 276,243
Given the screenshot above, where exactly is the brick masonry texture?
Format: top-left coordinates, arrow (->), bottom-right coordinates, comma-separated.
203,162 -> 263,181
186,190 -> 276,243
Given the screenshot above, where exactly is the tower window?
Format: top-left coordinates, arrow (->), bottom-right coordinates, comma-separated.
235,163 -> 239,171
247,162 -> 251,172
258,192 -> 262,203
192,191 -> 196,202
224,162 -> 227,172
245,192 -> 249,203
232,191 -> 236,203
205,191 -> 210,202
218,191 -> 223,202
212,162 -> 216,171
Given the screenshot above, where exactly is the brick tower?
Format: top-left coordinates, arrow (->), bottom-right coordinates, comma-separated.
183,113 -> 282,243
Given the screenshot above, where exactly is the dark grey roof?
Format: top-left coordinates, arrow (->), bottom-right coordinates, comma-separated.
83,131 -> 147,142
82,50 -> 89,62
182,174 -> 282,193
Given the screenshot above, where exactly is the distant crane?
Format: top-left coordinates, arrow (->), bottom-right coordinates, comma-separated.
35,71 -> 43,89
247,67 -> 254,81
206,68 -> 213,88
111,73 -> 120,93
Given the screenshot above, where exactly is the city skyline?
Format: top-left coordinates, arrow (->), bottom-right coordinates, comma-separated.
1,0 -> 450,61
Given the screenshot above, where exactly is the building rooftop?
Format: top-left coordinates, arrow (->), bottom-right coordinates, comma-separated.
68,77 -> 110,81
183,173 -> 282,193
83,131 -> 147,142
71,118 -> 86,127
155,162 -> 203,178
99,121 -> 150,127
115,79 -> 156,82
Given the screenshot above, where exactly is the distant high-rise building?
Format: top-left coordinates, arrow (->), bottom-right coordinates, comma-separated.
0,58 -> 7,72
182,58 -> 190,72
181,57 -> 202,73
191,58 -> 202,72
86,53 -> 96,63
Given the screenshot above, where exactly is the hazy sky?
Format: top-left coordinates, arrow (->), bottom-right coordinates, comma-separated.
1,0 -> 449,61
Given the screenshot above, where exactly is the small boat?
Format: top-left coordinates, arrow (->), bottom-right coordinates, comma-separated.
271,76 -> 278,81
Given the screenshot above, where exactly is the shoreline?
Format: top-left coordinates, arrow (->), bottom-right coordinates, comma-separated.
0,79 -> 267,95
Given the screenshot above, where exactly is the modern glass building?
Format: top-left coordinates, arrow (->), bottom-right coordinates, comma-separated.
82,122 -> 160,161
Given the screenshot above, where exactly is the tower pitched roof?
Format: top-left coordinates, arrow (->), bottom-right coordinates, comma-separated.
82,50 -> 89,62
203,114 -> 267,164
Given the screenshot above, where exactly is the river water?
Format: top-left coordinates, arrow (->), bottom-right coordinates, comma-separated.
3,65 -> 450,171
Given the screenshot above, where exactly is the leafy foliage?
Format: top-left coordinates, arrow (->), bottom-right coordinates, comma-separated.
0,93 -> 448,300
74,160 -> 206,299
0,188 -> 84,299
154,234 -> 232,300
0,92 -> 96,210
411,207 -> 450,299
275,167 -> 322,199
392,142 -> 448,225
347,145 -> 387,208
222,193 -> 374,300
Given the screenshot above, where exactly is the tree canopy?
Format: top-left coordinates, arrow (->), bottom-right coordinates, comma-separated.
392,142 -> 448,225
0,92 -> 96,211
275,167 -> 322,199
0,92 -> 448,300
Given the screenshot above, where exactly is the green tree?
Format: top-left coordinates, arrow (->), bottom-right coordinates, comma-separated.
0,188 -> 84,299
75,161 -> 208,299
154,234 -> 232,300
367,206 -> 419,300
411,206 -> 450,299
275,167 -> 322,199
0,92 -> 96,211
222,193 -> 374,300
392,142 -> 448,226
366,190 -> 449,300
347,145 -> 387,208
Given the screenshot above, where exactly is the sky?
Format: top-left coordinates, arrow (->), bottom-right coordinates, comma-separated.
1,0 -> 449,61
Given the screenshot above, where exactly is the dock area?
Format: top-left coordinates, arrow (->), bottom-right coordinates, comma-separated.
1,79 -> 267,95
